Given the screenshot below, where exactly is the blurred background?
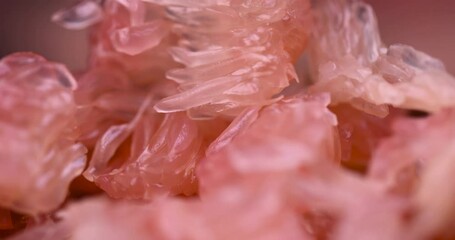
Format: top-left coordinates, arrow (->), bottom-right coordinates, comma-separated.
0,0 -> 454,73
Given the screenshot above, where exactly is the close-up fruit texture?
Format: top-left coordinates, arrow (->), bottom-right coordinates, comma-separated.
0,0 -> 455,239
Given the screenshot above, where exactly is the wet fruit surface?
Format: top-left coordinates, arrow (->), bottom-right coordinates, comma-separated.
4,0 -> 455,239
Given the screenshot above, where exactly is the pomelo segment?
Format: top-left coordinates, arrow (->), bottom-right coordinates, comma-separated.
149,0 -> 312,117
309,0 -> 455,115
0,53 -> 86,215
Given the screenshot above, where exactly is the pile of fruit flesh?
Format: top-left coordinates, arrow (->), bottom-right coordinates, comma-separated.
1,0 -> 455,239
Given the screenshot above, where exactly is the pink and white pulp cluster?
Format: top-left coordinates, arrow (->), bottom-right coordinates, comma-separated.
2,0 -> 455,239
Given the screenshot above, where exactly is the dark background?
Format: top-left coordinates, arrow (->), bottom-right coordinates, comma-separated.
0,0 -> 454,73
